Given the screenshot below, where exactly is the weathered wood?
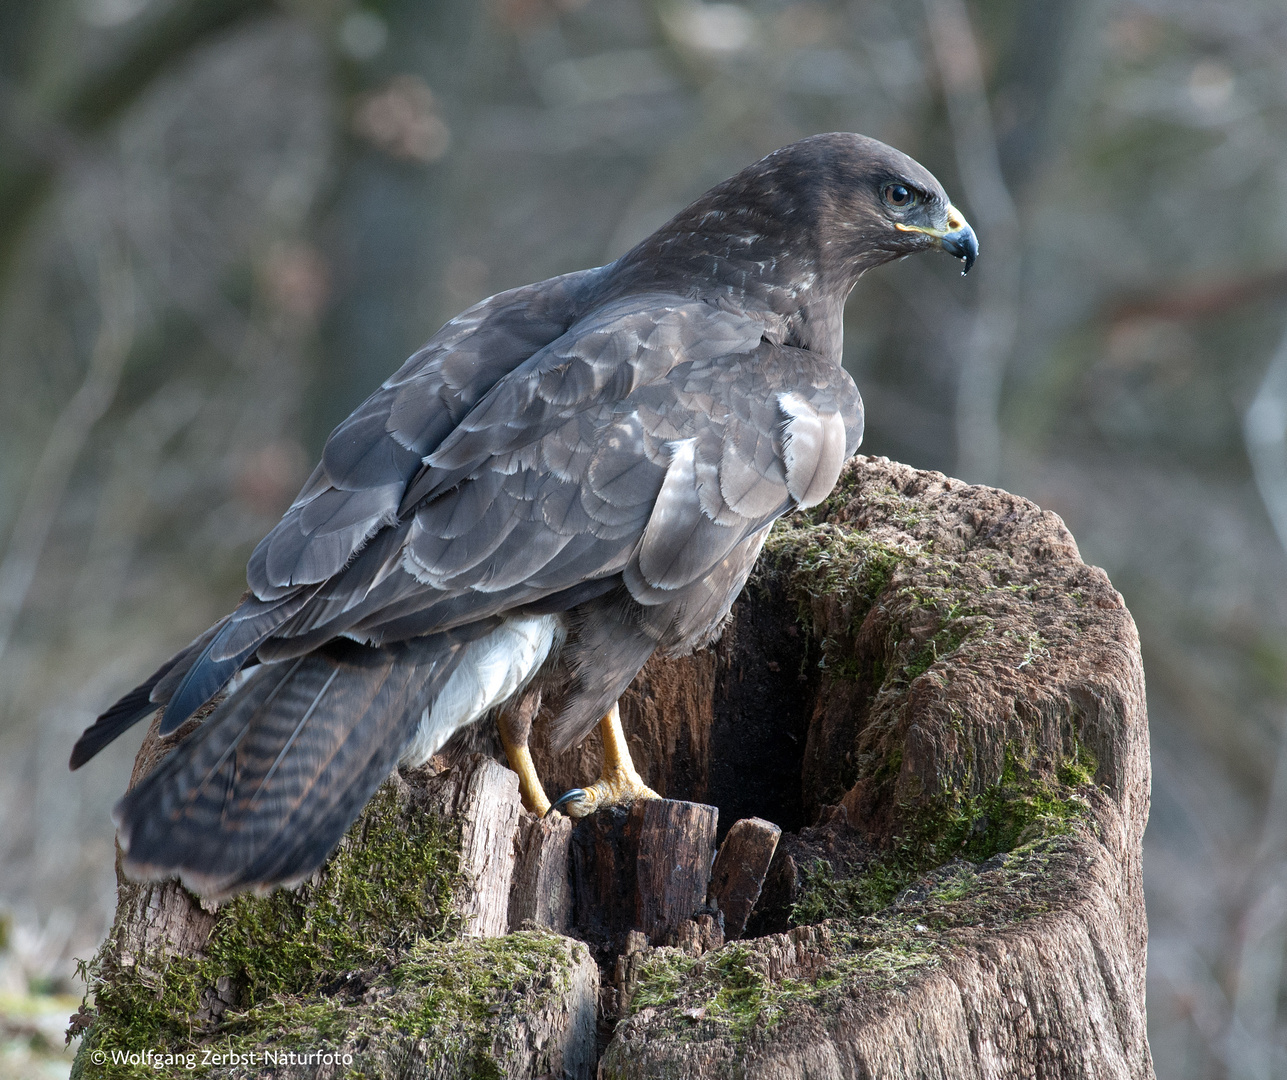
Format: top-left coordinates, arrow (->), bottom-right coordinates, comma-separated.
108,878 -> 216,972
570,804 -> 632,955
605,807 -> 1149,1079
708,816 -> 781,940
596,456 -> 1154,1079
454,758 -> 522,937
508,810 -> 573,932
498,939 -> 599,1080
419,753 -> 524,938
628,798 -> 718,945
570,798 -> 719,954
665,913 -> 724,955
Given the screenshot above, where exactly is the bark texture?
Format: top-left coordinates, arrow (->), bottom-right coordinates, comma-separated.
72,457 -> 1152,1079
708,817 -> 782,940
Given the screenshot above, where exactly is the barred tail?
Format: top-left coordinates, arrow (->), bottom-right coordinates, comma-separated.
114,634 -> 470,898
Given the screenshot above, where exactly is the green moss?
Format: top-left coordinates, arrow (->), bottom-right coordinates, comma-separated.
75,781 -> 465,1079
791,747 -> 1096,927
790,858 -> 904,925
629,951 -> 697,1013
1056,743 -> 1098,789
762,518 -> 919,676
930,865 -> 977,904
811,929 -> 936,995
208,932 -> 585,1079
899,621 -> 973,682
764,520 -> 913,616
388,932 -> 579,1041
631,945 -> 822,1039
612,478 -> 1115,1055
620,826 -> 1092,1047
621,825 -> 1096,1049
625,924 -> 937,1044
628,945 -> 807,1038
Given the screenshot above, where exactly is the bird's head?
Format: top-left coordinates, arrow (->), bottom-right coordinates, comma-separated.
611,132 -> 977,314
802,133 -> 978,278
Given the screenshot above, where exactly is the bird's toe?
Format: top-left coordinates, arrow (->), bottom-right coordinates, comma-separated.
548,774 -> 659,818
548,787 -> 592,818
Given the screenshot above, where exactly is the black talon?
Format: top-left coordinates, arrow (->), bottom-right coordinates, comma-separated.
547,788 -> 587,817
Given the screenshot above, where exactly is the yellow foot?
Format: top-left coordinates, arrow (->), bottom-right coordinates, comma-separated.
519,774 -> 552,817
548,702 -> 659,818
549,772 -> 660,818
506,740 -> 552,817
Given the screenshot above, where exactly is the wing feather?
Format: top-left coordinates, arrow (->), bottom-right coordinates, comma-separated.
247,267 -> 603,597
119,293 -> 862,737
258,320 -> 861,648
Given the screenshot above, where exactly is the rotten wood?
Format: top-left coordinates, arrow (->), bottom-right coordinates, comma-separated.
80,456 -> 1155,1078
508,810 -> 573,933
422,754 -> 524,938
571,798 -> 719,954
708,816 -> 781,940
629,798 -> 718,945
597,456 -> 1154,1078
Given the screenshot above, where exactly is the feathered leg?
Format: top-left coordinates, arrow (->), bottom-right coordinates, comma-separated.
496,687 -> 551,816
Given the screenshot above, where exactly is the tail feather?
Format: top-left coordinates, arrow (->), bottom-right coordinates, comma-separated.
159,591 -> 315,736
69,618 -> 232,770
115,635 -> 468,897
70,673 -> 169,770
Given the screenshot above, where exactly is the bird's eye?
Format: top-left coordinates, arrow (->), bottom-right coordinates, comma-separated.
882,183 -> 915,208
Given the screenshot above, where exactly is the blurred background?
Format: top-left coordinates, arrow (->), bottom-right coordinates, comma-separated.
0,0 -> 1284,1075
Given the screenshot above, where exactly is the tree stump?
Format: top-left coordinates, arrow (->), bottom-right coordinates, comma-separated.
71,457 -> 1153,1079
508,812 -> 574,934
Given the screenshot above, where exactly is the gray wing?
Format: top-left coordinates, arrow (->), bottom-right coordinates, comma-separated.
152,267 -> 602,730
248,267 -> 604,600
157,290 -> 860,731
257,294 -> 863,657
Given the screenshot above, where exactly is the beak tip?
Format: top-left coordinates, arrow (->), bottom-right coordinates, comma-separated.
941,223 -> 979,276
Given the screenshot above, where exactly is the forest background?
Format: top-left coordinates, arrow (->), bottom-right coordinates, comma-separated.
0,0 -> 1284,1076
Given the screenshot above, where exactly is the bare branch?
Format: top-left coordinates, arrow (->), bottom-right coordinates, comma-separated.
923,0 -> 1022,485
0,250 -> 135,667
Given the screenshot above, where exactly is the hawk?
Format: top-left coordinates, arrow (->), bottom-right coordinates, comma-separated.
71,133 -> 977,898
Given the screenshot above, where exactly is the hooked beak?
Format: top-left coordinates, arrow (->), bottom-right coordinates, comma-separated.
895,203 -> 979,275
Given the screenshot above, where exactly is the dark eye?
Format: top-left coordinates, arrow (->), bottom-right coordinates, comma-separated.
882,182 -> 916,208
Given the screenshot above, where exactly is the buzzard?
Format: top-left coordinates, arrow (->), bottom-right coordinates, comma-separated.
71,133 -> 977,898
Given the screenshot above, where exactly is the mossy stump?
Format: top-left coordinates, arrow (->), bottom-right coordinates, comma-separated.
72,456 -> 1153,1079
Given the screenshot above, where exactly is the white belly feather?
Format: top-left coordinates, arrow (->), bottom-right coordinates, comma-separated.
399,614 -> 560,767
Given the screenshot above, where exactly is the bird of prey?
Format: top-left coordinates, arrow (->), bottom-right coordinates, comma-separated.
71,133 -> 977,899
